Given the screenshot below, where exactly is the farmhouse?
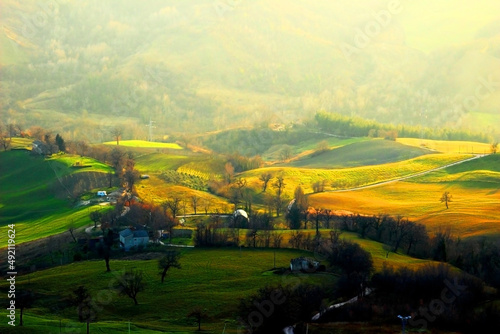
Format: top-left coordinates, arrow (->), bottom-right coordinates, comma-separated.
119,228 -> 149,251
31,140 -> 50,155
232,209 -> 249,228
97,191 -> 107,197
290,257 -> 320,272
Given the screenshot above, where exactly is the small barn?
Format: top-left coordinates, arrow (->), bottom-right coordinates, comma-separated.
119,228 -> 149,251
290,257 -> 320,272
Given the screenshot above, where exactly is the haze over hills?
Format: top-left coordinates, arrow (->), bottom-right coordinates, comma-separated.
0,0 -> 499,140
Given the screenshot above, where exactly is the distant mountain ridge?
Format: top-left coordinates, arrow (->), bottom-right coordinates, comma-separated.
0,0 -> 499,141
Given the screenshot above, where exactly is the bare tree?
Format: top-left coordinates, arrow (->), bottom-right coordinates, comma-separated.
76,140 -> 89,157
114,269 -> 145,305
111,126 -> 123,145
490,142 -> 498,154
203,198 -> 211,215
440,191 -> 452,209
391,216 -> 412,253
224,162 -> 234,183
272,174 -> 286,217
17,290 -> 35,327
109,147 -> 126,172
259,173 -> 272,192
7,123 -> 16,140
0,134 -> 11,151
158,251 -> 181,283
89,211 -> 102,229
187,306 -> 208,331
164,197 -> 181,219
123,169 -> 139,191
188,195 -> 198,215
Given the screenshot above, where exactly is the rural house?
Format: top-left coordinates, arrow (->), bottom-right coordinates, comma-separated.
290,257 -> 320,272
32,140 -> 50,155
119,228 -> 149,251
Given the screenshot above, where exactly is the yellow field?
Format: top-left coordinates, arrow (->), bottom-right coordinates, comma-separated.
103,140 -> 183,149
10,137 -> 33,149
241,153 -> 471,197
309,181 -> 500,238
398,138 -> 491,154
135,175 -> 232,213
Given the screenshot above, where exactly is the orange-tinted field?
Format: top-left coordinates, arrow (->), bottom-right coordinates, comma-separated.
309,181 -> 500,238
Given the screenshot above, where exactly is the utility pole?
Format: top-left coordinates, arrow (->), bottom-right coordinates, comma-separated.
398,315 -> 411,333
146,117 -> 155,142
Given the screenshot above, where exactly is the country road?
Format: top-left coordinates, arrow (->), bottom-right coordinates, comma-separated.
323,154 -> 488,194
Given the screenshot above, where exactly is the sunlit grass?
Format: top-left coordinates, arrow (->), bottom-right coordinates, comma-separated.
241,153 -> 471,197
0,248 -> 320,333
103,140 -> 183,149
309,181 -> 500,238
397,138 -> 491,154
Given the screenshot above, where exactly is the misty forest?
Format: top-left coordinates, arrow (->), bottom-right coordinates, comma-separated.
0,1 -> 499,334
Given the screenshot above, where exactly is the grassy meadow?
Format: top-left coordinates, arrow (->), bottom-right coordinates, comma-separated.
0,151 -> 110,244
0,248 -> 328,333
285,139 -> 431,168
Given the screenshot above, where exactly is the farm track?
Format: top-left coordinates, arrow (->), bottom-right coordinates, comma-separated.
325,154 -> 488,193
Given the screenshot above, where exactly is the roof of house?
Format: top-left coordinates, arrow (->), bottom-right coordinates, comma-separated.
119,228 -> 149,238
233,209 -> 249,220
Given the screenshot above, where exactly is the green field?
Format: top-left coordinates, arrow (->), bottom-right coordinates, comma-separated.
0,151 -> 108,244
104,140 -> 183,149
285,139 -> 431,168
0,248 -> 327,333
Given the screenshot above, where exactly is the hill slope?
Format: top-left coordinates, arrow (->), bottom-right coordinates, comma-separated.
286,139 -> 432,168
0,151 -> 112,244
0,0 -> 499,139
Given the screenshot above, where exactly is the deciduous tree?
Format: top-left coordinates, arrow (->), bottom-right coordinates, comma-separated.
440,191 -> 452,209
115,269 -> 145,305
259,173 -> 272,192
158,251 -> 181,283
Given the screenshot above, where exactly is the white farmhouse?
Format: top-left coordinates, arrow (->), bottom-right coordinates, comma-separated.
119,228 -> 149,251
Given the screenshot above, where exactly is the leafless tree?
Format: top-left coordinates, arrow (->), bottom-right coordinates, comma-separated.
114,269 -> 145,305
111,126 -> 123,145
440,191 -> 452,209
187,306 -> 208,331
191,195 -> 199,215
158,251 -> 181,283
259,173 -> 272,192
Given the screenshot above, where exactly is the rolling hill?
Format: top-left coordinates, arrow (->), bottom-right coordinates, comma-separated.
309,154 -> 500,238
285,139 -> 432,168
1,0 -> 499,140
0,150 -> 113,244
